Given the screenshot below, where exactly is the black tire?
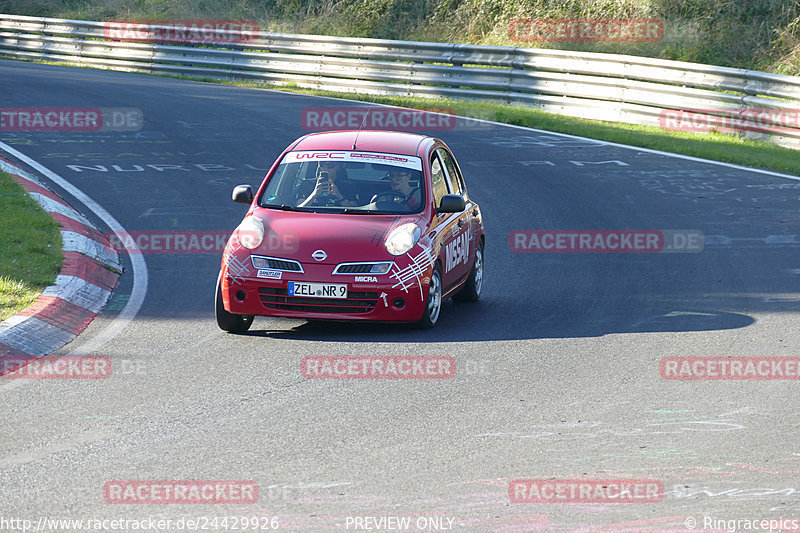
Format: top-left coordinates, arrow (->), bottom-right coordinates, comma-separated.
454,240 -> 484,302
215,273 -> 254,333
416,264 -> 443,329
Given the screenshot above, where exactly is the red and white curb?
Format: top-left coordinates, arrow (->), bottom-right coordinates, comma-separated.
0,157 -> 121,365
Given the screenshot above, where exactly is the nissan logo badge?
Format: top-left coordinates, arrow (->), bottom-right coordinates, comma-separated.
312,249 -> 327,261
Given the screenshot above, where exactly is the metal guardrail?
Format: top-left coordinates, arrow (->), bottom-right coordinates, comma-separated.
2,14 -> 800,148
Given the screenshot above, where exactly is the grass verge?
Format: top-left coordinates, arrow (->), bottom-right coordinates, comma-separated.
0,170 -> 62,322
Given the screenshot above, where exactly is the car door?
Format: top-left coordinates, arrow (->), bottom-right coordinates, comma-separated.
437,146 -> 479,254
432,147 -> 472,290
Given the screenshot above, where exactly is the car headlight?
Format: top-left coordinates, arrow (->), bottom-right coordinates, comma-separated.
237,216 -> 264,250
385,223 -> 421,256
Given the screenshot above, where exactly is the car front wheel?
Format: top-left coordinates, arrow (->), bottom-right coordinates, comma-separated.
215,273 -> 254,333
416,264 -> 442,329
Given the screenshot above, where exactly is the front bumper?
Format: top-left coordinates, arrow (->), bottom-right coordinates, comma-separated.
220,262 -> 431,322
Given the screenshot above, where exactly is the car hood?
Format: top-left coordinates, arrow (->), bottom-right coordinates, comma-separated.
248,208 -> 426,264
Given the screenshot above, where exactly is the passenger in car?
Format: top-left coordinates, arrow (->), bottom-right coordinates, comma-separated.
299,161 -> 360,207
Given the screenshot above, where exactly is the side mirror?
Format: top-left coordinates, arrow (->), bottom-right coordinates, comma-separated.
436,194 -> 466,214
232,184 -> 253,204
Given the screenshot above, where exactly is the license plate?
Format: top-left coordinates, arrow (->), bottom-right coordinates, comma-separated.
288,281 -> 347,299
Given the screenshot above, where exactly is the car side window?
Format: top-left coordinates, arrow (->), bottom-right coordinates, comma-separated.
430,154 -> 449,207
437,148 -> 464,196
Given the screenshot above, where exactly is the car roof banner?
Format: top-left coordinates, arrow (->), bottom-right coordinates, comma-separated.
284,151 -> 423,171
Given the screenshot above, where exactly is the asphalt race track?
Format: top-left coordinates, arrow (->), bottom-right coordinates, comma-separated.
1,58 -> 800,532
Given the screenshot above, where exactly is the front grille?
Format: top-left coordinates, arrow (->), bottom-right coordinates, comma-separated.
259,287 -> 379,314
266,259 -> 302,271
332,261 -> 393,275
335,264 -> 374,274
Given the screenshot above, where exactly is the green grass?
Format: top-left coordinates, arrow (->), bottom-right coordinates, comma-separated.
0,170 -> 62,321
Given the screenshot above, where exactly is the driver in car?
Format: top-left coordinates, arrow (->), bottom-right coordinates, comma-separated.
386,169 -> 421,210
299,161 -> 360,207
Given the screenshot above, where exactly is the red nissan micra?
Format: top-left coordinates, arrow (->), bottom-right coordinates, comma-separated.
215,130 -> 484,331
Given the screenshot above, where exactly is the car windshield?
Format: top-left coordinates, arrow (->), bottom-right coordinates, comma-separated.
258,151 -> 425,214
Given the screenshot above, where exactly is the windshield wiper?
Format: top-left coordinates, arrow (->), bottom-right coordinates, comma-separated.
339,208 -> 388,214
